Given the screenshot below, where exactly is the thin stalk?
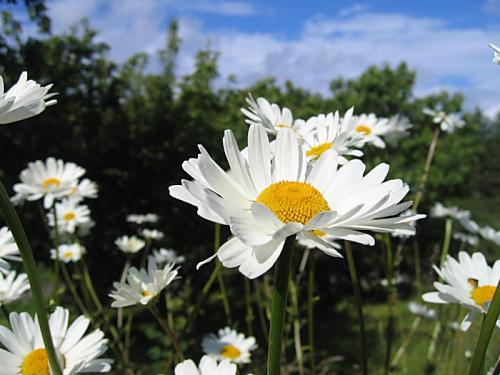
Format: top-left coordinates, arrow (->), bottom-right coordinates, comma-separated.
289,277 -> 305,375
117,257 -> 131,329
439,219 -> 453,268
0,182 -> 62,374
81,259 -> 104,312
124,314 -> 134,361
254,280 -> 269,344
148,304 -> 184,361
244,277 -> 254,337
413,241 -> 422,296
60,263 -> 89,315
468,280 -> 500,375
426,320 -> 441,367
214,223 -> 231,325
344,241 -> 368,375
51,205 -> 61,294
383,235 -> 395,375
267,235 -> 296,375
390,316 -> 421,368
307,250 -> 316,375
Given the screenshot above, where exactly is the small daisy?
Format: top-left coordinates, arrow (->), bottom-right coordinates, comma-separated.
12,157 -> 85,208
69,179 -> 98,202
381,115 -> 413,145
202,327 -> 257,364
115,235 -> 145,254
422,251 -> 500,331
350,113 -> 393,149
453,232 -> 479,247
0,270 -> 30,305
0,227 -> 21,274
109,256 -> 179,308
50,243 -> 86,263
152,248 -> 185,265
140,229 -> 164,241
430,202 -> 471,222
126,213 -> 159,225
175,355 -> 236,375
408,302 -> 436,320
0,306 -> 112,373
0,71 -> 57,125
423,108 -> 465,133
479,225 -> 500,246
489,43 -> 500,65
48,199 -> 91,234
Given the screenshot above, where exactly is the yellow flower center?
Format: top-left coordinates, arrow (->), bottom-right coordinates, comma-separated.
471,285 -> 496,307
62,251 -> 73,259
63,212 -> 76,221
41,178 -> 61,189
142,290 -> 151,298
355,124 -> 372,135
220,344 -> 241,360
275,123 -> 289,129
256,181 -> 330,225
306,142 -> 333,159
21,348 -> 49,375
313,229 -> 326,237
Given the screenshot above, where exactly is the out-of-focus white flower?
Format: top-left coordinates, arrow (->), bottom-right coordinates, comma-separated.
109,256 -> 179,307
0,270 -> 30,305
48,199 -> 91,234
115,235 -> 145,254
460,218 -> 480,233
479,225 -> 500,246
380,274 -> 409,287
175,355 -> 237,375
140,228 -> 164,241
422,251 -> 500,331
50,243 -> 86,263
350,113 -> 401,149
453,232 -> 479,247
382,115 -> 413,145
12,157 -> 85,208
202,327 -> 257,364
0,227 -> 21,274
430,202 -> 471,222
489,43 -> 500,65
70,178 -> 98,201
152,248 -> 185,265
0,71 -> 57,125
423,108 -> 465,133
408,302 -> 436,320
126,213 -> 159,224
0,307 -> 112,373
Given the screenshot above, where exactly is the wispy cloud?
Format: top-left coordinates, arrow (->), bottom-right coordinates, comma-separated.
483,0 -> 500,15
338,3 -> 370,17
185,1 -> 259,16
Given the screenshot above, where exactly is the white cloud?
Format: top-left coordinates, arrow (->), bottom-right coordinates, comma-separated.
483,0 -> 500,15
185,1 -> 258,16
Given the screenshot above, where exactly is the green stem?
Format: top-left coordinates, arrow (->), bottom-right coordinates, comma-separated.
267,235 -> 296,375
383,235 -> 395,375
0,182 -> 62,374
244,277 -> 254,337
307,251 -> 316,375
345,241 -> 368,375
148,304 -> 184,361
468,280 -> 500,375
290,277 -> 304,375
117,258 -> 131,329
214,224 -> 232,325
390,316 -> 421,368
254,280 -> 269,344
51,205 -> 61,294
439,219 -> 453,269
60,263 -> 89,315
413,241 -> 422,296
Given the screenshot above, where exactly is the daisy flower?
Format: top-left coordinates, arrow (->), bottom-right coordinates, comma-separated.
50,244 -> 86,263
453,232 -> 479,247
0,270 -> 30,305
169,125 -> 424,278
48,199 -> 91,234
430,202 -> 471,222
423,108 -> 465,133
114,235 -> 145,254
126,213 -> 159,225
479,225 -> 500,246
350,113 -> 392,149
69,179 -> 98,202
152,248 -> 185,265
175,355 -> 236,375
202,327 -> 257,364
140,229 -> 164,241
382,115 -> 413,145
300,109 -> 365,164
408,302 -> 436,320
489,43 -> 500,65
0,71 -> 57,125
0,307 -> 112,373
12,157 -> 85,208
109,256 -> 179,308
422,251 -> 500,331
0,227 -> 21,274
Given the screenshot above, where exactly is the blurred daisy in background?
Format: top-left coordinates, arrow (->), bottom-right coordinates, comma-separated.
48,198 -> 91,234
430,202 -> 471,222
50,243 -> 86,263
408,302 -> 437,320
350,113 -> 396,149
489,43 -> 500,65
140,228 -> 164,241
126,213 -> 159,225
69,178 -> 98,202
423,107 -> 465,133
422,251 -> 500,331
202,327 -> 257,364
0,270 -> 30,305
453,232 -> 479,247
152,248 -> 185,265
0,71 -> 56,125
115,235 -> 145,254
175,355 -> 237,375
0,227 -> 21,274
381,115 -> 413,145
478,225 -> 500,246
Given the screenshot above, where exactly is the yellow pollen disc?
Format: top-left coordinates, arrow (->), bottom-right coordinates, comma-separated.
355,124 -> 372,135
471,285 -> 496,306
41,178 -> 61,189
21,348 -> 50,375
313,229 -> 326,237
63,212 -> 76,221
306,142 -> 333,159
220,344 -> 241,360
63,251 -> 73,259
256,181 -> 330,225
142,290 -> 151,297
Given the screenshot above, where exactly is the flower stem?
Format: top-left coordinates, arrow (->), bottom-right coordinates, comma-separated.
289,277 -> 304,375
391,316 -> 421,368
214,223 -> 232,325
267,235 -> 296,375
468,280 -> 500,375
117,258 -> 131,329
345,241 -> 368,375
51,205 -> 61,294
307,250 -> 316,375
0,181 -> 63,375
383,235 -> 396,375
439,218 -> 453,269
148,304 -> 184,361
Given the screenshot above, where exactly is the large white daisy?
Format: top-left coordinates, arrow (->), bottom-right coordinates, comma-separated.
175,356 -> 237,375
422,108 -> 465,133
169,125 -> 424,278
0,227 -> 21,275
422,251 -> 500,331
0,307 -> 112,374
489,43 -> 500,65
0,71 -> 57,125
48,199 -> 91,234
202,327 -> 256,364
0,270 -> 30,306
12,158 -> 85,208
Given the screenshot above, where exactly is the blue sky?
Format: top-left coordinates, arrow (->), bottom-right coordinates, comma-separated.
15,0 -> 500,115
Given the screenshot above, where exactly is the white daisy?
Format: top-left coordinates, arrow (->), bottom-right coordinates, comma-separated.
12,158 -> 85,208
140,229 -> 164,241
50,244 -> 86,263
169,125 -> 424,278
408,302 -> 436,320
152,248 -> 185,265
114,235 -> 145,254
489,43 -> 500,65
0,227 -> 21,275
391,209 -> 418,239
430,202 -> 471,222
69,179 -> 98,202
423,108 -> 465,133
0,270 -> 30,305
126,213 -> 159,225
350,113 -> 392,149
202,327 -> 257,364
109,256 -> 179,308
453,232 -> 479,247
382,115 -> 413,145
0,71 -> 57,125
48,199 -> 91,234
175,355 -> 236,375
479,226 -> 500,246
0,306 -> 112,374
300,109 -> 365,164
422,251 -> 500,331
